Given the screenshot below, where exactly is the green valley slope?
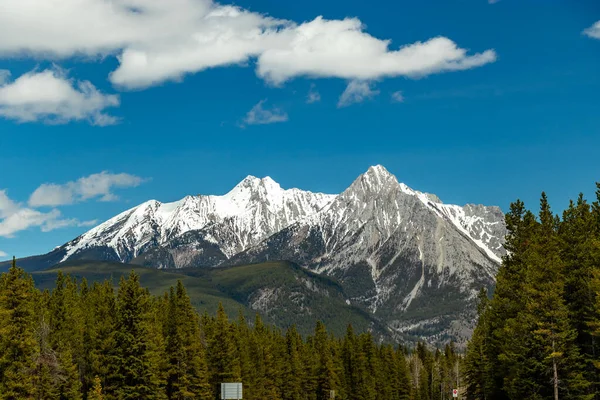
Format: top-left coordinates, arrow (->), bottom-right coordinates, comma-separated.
30,260 -> 388,338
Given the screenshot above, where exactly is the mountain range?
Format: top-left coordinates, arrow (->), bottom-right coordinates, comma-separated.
4,165 -> 506,345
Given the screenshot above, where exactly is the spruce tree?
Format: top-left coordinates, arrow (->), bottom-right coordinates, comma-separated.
247,314 -> 281,399
32,289 -> 60,399
108,272 -> 164,399
284,325 -> 304,400
87,376 -> 104,400
207,303 -> 241,390
0,257 -> 38,398
56,346 -> 82,400
341,325 -> 357,398
83,281 -> 116,394
487,201 -> 538,400
165,281 -> 211,399
313,321 -> 340,400
465,288 -> 492,400
235,311 -> 257,399
49,272 -> 83,400
559,194 -> 600,398
395,346 -> 412,400
301,336 -> 318,400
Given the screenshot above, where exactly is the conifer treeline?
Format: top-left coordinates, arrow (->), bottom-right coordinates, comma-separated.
0,262 -> 463,400
465,185 -> 600,400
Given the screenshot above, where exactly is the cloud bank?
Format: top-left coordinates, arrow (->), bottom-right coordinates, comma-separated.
0,0 -> 497,90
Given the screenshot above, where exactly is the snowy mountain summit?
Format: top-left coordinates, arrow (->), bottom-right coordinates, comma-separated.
60,174 -> 335,264
45,165 -> 505,344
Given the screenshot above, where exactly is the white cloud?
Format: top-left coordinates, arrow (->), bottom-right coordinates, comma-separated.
0,250 -> 7,258
0,70 -> 10,85
0,191 -> 20,219
583,21 -> 600,40
0,68 -> 119,125
391,91 -> 404,103
257,17 -> 496,85
338,81 -> 380,108
0,207 -> 61,237
307,84 -> 321,104
243,100 -> 288,126
0,190 -> 89,237
29,171 -> 146,207
0,1 -> 497,90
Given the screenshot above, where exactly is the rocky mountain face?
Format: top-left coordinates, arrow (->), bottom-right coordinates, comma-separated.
13,165 -> 506,345
229,166 -> 505,344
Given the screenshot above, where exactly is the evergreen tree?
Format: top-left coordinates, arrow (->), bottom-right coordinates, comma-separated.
465,288 -> 492,400
164,281 -> 211,399
301,336 -> 319,400
206,303 -> 241,390
313,321 -> 341,400
32,289 -> 60,400
0,257 -> 38,399
486,200 -> 538,400
56,346 -> 82,400
560,190 -> 600,397
284,325 -> 304,400
108,272 -> 164,399
49,272 -> 83,399
394,346 -> 411,400
87,376 -> 104,400
82,281 -> 116,394
235,311 -> 258,399
247,314 -> 281,399
341,325 -> 357,398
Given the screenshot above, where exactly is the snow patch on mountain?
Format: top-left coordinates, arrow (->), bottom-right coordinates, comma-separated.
61,176 -> 335,263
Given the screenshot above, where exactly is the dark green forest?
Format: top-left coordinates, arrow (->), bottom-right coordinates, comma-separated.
464,185 -> 600,399
0,259 -> 462,400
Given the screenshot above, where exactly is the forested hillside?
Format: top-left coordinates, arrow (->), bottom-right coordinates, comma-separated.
28,260 -> 383,340
465,186 -> 600,400
0,260 -> 463,400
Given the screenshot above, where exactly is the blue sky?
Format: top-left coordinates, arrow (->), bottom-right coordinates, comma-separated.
0,0 -> 599,259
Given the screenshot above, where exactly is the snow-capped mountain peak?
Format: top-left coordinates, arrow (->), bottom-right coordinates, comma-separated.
222,175 -> 285,212
58,165 -> 505,274
355,164 -> 399,192
60,175 -> 335,263
346,167 -> 505,263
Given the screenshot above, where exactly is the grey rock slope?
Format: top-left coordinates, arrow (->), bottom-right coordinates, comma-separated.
228,166 -> 505,344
